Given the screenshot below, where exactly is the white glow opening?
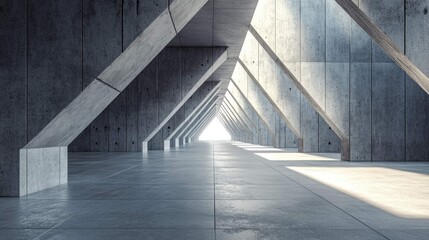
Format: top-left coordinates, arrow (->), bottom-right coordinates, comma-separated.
198,117 -> 231,141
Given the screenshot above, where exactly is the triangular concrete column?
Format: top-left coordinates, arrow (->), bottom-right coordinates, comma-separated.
142,48 -> 227,151
17,0 -> 208,196
164,82 -> 222,150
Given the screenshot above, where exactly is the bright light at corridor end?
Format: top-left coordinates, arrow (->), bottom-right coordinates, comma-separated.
199,117 -> 231,141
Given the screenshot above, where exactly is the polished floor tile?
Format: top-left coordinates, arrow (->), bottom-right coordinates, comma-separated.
1,141 -> 428,239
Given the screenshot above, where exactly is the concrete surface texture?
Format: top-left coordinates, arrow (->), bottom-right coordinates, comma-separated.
237,0 -> 429,161
142,48 -> 227,151
1,0 -> 428,202
0,141 -> 428,239
1,0 -> 208,196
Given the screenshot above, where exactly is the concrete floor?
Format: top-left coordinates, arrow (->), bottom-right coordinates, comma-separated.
1,141 -> 428,240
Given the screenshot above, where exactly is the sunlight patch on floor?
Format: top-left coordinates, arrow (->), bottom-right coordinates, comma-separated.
288,166 -> 429,219
232,142 -> 340,160
255,152 -> 340,161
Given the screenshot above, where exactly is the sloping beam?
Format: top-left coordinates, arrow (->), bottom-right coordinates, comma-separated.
175,92 -> 220,147
218,110 -> 245,140
248,26 -> 350,161
179,97 -> 219,145
335,0 -> 429,95
229,78 -> 276,145
163,82 -> 222,150
224,97 -> 256,130
225,92 -> 257,129
221,102 -> 252,135
227,81 -> 274,144
18,0 -> 208,196
225,89 -> 260,144
219,106 -> 249,140
220,105 -> 249,138
24,0 -> 208,149
237,59 -> 303,150
189,110 -> 217,140
142,49 -> 227,151
184,105 -> 217,143
217,114 -> 238,140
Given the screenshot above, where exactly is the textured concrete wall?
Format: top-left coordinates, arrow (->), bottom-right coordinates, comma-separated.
246,0 -> 429,160
405,0 -> 429,160
230,67 -> 276,146
239,0 -> 340,153
144,48 -> 225,150
70,0 -> 164,152
1,0 -> 212,196
152,81 -> 218,149
0,0 -> 27,196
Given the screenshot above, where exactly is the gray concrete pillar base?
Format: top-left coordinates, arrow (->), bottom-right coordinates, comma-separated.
163,140 -> 171,151
142,142 -> 149,152
19,146 -> 67,196
341,140 -> 351,161
297,138 -> 304,152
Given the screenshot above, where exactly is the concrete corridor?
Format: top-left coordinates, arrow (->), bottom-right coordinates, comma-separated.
0,141 -> 428,239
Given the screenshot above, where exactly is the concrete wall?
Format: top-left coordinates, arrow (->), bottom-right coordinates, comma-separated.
151,81 -> 219,149
246,0 -> 429,160
0,0 -> 169,157
0,0 -> 27,196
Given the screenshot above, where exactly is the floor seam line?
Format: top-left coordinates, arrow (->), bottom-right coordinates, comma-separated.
104,165 -> 139,179
213,142 -> 217,239
32,215 -> 73,240
231,143 -> 391,240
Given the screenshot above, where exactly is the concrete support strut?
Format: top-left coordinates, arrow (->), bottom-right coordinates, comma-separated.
248,26 -> 350,161
220,113 -> 245,141
237,59 -> 303,150
163,82 -> 222,150
17,0 -> 208,196
178,97 -> 220,146
184,104 -> 218,144
335,0 -> 429,95
229,79 -> 276,146
189,109 -> 217,141
142,49 -> 228,151
221,103 -> 252,137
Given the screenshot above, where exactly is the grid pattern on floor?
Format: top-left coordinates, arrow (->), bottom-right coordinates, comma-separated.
0,141 -> 428,239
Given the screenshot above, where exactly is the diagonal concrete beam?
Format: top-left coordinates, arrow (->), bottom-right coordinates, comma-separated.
237,59 -> 303,150
217,114 -> 235,136
229,78 -> 276,145
143,49 -> 227,151
163,82 -> 222,150
219,106 -> 249,140
225,89 -> 260,144
227,81 -> 274,144
184,104 -> 218,143
220,112 -> 246,141
174,91 -> 220,147
180,97 -> 219,145
24,0 -> 208,150
18,0 -> 208,196
219,105 -> 248,137
218,107 -> 248,141
222,99 -> 254,142
189,109 -> 217,140
217,114 -> 239,140
221,102 -> 252,136
225,92 -> 257,129
248,26 -> 350,160
223,97 -> 256,132
217,113 -> 237,137
335,0 -> 429,95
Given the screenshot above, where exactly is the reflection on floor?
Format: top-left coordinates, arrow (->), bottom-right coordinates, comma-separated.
0,141 -> 428,239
